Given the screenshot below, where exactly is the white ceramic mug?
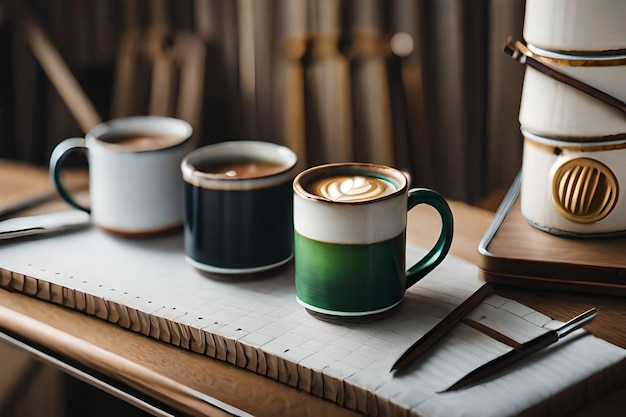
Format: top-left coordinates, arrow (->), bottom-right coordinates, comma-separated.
521,128 -> 626,236
49,116 -> 193,236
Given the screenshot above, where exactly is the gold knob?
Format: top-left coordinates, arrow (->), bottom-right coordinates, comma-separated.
552,158 -> 618,224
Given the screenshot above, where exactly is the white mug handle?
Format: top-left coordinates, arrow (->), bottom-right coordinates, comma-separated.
49,137 -> 90,213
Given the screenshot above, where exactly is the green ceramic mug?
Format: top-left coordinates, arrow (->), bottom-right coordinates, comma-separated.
293,163 -> 454,320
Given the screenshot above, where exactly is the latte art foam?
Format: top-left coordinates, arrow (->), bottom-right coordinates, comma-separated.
312,175 -> 396,202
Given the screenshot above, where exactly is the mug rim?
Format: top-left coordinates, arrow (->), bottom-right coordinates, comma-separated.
181,140 -> 298,190
87,116 -> 193,154
293,162 -> 408,205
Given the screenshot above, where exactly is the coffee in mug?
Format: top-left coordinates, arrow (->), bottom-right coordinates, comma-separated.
181,141 -> 298,274
99,132 -> 185,152
49,116 -> 193,236
293,163 -> 454,321
193,157 -> 286,179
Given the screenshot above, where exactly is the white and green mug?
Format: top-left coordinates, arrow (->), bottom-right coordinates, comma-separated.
293,163 -> 454,320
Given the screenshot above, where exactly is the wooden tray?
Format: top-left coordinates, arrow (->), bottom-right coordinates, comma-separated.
478,173 -> 626,295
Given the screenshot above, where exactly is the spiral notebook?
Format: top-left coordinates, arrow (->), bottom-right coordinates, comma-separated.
1,225 -> 625,416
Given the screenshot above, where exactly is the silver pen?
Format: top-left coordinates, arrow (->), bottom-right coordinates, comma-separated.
442,307 -> 598,392
0,210 -> 90,240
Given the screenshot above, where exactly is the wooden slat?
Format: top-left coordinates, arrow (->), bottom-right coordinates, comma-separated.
348,0 -> 394,166
111,29 -> 142,118
21,17 -> 102,134
237,0 -> 257,138
282,0 -> 308,168
175,32 -> 206,147
251,0 -> 273,142
485,0 -> 525,195
11,18 -> 38,162
389,0 -> 434,182
305,0 -> 352,165
148,28 -> 176,117
111,26 -> 206,143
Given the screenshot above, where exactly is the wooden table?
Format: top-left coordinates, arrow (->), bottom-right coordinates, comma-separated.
0,160 -> 624,416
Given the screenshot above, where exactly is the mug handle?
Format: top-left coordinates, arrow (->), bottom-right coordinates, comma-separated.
405,188 -> 454,288
49,137 -> 90,213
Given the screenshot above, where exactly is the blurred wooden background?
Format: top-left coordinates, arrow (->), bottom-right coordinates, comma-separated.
0,0 -> 525,204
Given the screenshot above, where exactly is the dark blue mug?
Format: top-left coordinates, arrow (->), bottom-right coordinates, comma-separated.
181,141 -> 298,275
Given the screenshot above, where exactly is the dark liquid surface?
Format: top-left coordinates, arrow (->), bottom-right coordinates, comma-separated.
195,157 -> 286,179
100,133 -> 183,152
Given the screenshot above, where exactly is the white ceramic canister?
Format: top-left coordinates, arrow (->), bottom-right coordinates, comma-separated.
521,128 -> 626,237
518,45 -> 626,139
523,0 -> 626,53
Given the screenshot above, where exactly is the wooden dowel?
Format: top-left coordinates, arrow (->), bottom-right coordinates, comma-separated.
22,18 -> 102,134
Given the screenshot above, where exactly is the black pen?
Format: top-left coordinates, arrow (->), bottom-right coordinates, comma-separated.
391,283 -> 493,372
441,307 -> 598,392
